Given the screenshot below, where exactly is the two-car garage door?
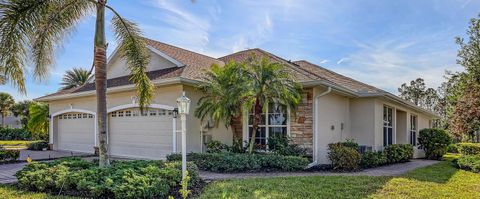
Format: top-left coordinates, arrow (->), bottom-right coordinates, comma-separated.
108,108 -> 174,159
56,108 -> 174,159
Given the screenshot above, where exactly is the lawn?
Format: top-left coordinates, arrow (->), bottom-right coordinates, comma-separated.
0,185 -> 75,199
1,156 -> 479,199
0,140 -> 33,150
197,161 -> 480,199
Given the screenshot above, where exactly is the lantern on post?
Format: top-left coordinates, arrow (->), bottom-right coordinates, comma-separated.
176,92 -> 190,180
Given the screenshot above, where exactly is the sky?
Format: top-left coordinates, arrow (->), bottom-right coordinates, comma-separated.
1,0 -> 478,101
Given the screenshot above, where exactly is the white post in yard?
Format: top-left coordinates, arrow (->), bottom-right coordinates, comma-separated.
176,92 -> 191,181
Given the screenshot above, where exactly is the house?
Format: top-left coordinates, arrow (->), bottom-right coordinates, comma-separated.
0,111 -> 22,129
36,38 -> 437,164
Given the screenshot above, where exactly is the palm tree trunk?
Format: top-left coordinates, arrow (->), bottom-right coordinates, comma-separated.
1,112 -> 5,128
248,98 -> 262,153
94,0 -> 109,167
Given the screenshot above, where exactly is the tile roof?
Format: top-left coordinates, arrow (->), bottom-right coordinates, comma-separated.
143,38 -> 224,80
293,60 -> 385,95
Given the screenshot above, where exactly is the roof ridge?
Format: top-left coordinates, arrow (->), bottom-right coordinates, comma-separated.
143,37 -> 220,62
293,60 -> 385,92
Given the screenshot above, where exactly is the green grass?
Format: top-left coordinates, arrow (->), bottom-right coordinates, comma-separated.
197,159 -> 480,199
0,140 -> 34,150
0,185 -> 76,199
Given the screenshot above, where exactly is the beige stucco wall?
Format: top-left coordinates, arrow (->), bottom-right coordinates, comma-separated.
107,50 -> 177,79
349,98 -> 376,147
313,87 -> 351,164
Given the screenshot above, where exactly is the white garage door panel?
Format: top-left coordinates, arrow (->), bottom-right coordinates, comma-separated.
57,114 -> 95,153
109,108 -> 173,159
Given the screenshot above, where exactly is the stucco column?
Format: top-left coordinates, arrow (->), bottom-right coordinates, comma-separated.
49,115 -> 54,144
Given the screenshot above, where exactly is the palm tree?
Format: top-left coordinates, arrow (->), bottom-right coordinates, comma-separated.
0,92 -> 15,128
195,61 -> 245,130
28,102 -> 49,140
242,57 -> 303,153
60,67 -> 92,90
11,100 -> 33,129
0,0 -> 154,167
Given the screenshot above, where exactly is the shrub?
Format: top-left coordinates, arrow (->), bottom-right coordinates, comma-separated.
457,143 -> 480,155
166,152 -> 309,172
384,144 -> 413,163
327,143 -> 361,171
15,158 -> 200,198
341,139 -> 359,150
0,127 -> 31,140
456,155 -> 480,173
205,140 -> 229,153
447,143 -> 459,153
360,151 -> 388,168
267,136 -> 307,156
27,140 -> 49,151
418,128 -> 451,160
0,148 -> 20,162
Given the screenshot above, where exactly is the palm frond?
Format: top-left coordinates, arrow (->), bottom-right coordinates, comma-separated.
60,67 -> 92,90
27,102 -> 49,137
110,8 -> 153,110
31,0 -> 94,81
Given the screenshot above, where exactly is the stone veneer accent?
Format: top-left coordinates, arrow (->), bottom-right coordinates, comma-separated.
230,88 -> 314,154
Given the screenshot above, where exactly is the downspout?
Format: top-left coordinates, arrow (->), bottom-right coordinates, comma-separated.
307,87 -> 332,168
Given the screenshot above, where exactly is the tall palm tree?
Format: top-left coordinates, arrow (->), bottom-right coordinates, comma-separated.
60,67 -> 92,90
242,57 -> 303,153
0,0 -> 154,167
195,61 -> 245,130
0,92 -> 15,128
28,102 -> 49,140
11,100 -> 33,129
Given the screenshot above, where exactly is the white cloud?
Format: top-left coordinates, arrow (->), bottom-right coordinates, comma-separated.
231,13 -> 274,52
336,57 -> 350,65
320,59 -> 329,64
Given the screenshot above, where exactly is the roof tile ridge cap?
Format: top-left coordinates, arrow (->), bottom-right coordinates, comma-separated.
218,48 -> 261,60
144,37 -> 222,62
254,48 -> 320,80
297,60 -> 383,92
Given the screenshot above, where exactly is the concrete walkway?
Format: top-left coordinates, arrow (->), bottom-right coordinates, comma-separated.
199,159 -> 439,181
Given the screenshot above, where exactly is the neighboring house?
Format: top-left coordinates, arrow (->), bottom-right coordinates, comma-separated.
37,38 -> 437,164
0,112 -> 22,129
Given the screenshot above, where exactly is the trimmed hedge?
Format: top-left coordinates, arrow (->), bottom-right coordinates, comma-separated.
327,142 -> 361,171
167,152 -> 309,172
447,143 -> 459,153
456,155 -> 480,173
16,158 -> 199,198
418,128 -> 451,160
0,147 -> 20,162
27,140 -> 49,151
384,144 -> 413,163
360,151 -> 388,168
0,127 -> 31,140
457,143 -> 480,155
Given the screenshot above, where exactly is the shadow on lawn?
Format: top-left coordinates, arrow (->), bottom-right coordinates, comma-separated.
402,161 -> 458,184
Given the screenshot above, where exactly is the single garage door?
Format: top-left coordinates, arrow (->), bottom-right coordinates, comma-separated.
108,108 -> 174,159
57,113 -> 95,153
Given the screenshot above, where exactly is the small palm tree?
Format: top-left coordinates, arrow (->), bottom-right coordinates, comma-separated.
11,100 -> 33,129
195,61 -> 245,130
0,92 -> 15,127
28,102 -> 49,140
0,0 -> 154,167
242,57 -> 303,153
60,68 -> 92,90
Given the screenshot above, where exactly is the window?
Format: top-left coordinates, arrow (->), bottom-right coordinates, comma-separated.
247,103 -> 288,150
111,112 -> 117,117
118,111 -> 124,117
72,114 -> 77,119
383,106 -> 393,146
82,113 -> 88,118
132,110 -> 139,116
159,109 -> 166,116
125,110 -> 132,117
410,115 -> 417,146
149,110 -> 157,116
67,114 -> 72,119
88,114 -> 93,118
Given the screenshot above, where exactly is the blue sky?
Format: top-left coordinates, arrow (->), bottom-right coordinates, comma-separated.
1,0 -> 478,101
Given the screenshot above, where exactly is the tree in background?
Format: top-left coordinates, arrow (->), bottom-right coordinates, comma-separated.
450,15 -> 480,141
11,100 -> 33,129
60,68 -> 92,90
27,102 -> 49,141
0,92 -> 15,127
398,78 -> 441,112
0,0 -> 153,167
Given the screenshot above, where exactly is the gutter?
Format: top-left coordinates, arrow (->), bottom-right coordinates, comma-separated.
307,86 -> 332,168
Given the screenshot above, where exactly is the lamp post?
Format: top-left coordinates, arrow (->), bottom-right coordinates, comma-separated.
176,92 -> 190,180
